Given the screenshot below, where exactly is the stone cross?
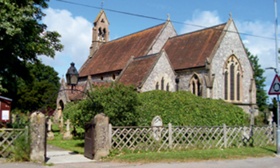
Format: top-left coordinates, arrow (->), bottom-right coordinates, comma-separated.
65,119 -> 71,132
47,118 -> 52,132
63,119 -> 73,140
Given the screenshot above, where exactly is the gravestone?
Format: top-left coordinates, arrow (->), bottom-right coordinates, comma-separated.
47,118 -> 54,140
151,116 -> 163,141
63,119 -> 73,140
30,111 -> 46,163
267,111 -> 274,126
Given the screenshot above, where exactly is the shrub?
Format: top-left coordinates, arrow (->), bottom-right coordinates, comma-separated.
136,90 -> 249,126
63,83 -> 140,132
64,86 -> 249,135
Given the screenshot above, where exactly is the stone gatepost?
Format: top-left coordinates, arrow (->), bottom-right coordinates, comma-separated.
93,113 -> 109,160
30,111 -> 46,163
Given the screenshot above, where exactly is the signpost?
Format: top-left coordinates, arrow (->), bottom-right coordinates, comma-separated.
268,74 -> 280,155
268,74 -> 280,95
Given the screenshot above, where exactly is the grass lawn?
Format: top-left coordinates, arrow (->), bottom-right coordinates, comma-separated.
105,146 -> 276,163
47,125 -> 84,154
47,132 -> 276,163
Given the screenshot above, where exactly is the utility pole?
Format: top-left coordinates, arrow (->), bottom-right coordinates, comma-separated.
274,0 -> 280,155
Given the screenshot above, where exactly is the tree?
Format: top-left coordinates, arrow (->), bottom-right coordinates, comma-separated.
0,77 -> 7,93
15,60 -> 60,113
0,0 -> 63,100
247,49 -> 268,111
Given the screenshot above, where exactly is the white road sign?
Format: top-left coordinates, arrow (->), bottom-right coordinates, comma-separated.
268,74 -> 280,95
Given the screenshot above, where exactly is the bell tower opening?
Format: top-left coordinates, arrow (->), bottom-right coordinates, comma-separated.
89,10 -> 110,56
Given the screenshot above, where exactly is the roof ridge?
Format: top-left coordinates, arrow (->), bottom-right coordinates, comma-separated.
133,53 -> 159,60
170,22 -> 227,39
105,22 -> 166,44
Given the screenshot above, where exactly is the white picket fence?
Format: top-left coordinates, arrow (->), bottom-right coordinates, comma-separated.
109,123 -> 276,151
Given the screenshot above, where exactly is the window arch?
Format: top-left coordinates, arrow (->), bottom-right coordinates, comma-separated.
155,82 -> 159,90
189,74 -> 202,96
224,55 -> 242,102
161,77 -> 164,90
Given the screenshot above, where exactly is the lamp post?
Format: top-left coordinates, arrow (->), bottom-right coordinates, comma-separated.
65,62 -> 94,102
266,67 -> 280,155
66,62 -> 79,93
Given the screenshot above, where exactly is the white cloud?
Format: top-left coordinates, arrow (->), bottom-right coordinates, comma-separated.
180,10 -> 222,34
41,8 -> 92,78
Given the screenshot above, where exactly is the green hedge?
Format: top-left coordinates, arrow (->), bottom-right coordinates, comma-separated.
64,85 -> 249,133
136,90 -> 249,126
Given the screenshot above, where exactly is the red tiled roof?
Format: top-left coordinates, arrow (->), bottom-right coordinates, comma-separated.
79,23 -> 166,77
118,54 -> 159,87
164,23 -> 226,70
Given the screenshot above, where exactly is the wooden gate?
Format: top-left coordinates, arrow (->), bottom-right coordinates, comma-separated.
0,127 -> 27,158
84,121 -> 95,159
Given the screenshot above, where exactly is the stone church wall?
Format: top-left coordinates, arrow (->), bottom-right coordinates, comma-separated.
148,22 -> 177,55
210,21 -> 256,111
141,52 -> 176,92
177,69 -> 208,96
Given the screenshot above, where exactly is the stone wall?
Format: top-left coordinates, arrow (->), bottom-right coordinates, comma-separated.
177,69 -> 208,96
141,51 -> 176,92
147,21 -> 177,55
210,20 -> 256,111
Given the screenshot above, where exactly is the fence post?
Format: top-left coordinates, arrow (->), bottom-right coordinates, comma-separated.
223,124 -> 227,148
108,124 -> 112,149
24,126 -> 29,145
273,122 -> 277,144
168,123 -> 172,149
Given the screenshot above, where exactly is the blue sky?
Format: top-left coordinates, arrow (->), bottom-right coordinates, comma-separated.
42,0 -> 279,101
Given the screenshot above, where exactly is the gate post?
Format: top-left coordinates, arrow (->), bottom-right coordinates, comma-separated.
93,113 -> 109,160
30,111 -> 46,163
84,113 -> 109,160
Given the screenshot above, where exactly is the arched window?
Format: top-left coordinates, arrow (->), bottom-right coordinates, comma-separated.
189,74 -> 201,96
224,55 -> 242,102
166,83 -> 169,92
155,82 -> 159,90
161,77 -> 164,90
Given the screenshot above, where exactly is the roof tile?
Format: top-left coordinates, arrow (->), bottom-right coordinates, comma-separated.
79,23 -> 165,77
164,23 -> 226,70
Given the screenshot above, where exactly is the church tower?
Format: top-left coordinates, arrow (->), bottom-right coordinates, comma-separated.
89,10 -> 110,56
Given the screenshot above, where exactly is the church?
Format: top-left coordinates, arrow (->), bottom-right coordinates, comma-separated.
56,10 -> 257,116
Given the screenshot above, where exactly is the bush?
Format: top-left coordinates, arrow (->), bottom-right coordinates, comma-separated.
136,90 -> 249,126
64,86 -> 249,135
63,83 -> 140,132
